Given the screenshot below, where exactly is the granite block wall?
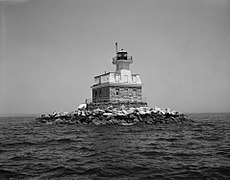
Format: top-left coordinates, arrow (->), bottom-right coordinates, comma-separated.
110,87 -> 142,102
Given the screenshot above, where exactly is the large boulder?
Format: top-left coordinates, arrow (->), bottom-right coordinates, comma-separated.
103,112 -> 113,117
133,118 -> 140,123
92,118 -> 103,125
54,118 -> 63,124
129,113 -> 137,119
145,115 -> 154,124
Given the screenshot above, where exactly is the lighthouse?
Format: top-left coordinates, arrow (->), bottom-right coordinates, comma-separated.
90,43 -> 146,108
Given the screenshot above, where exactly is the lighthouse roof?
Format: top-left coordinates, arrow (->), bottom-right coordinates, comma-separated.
118,49 -> 127,53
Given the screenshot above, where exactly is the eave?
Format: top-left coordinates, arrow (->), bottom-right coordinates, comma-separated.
91,82 -> 142,89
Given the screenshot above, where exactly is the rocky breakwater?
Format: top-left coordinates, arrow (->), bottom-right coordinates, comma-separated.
35,106 -> 193,125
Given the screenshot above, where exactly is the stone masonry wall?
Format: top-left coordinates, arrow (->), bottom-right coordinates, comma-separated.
110,87 -> 142,102
92,87 -> 110,102
87,101 -> 147,110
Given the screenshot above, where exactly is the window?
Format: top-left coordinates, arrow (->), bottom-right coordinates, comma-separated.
124,75 -> 128,83
115,88 -> 119,96
115,74 -> 119,82
124,88 -> 128,96
95,91 -> 97,97
99,90 -> 102,97
133,89 -> 137,97
132,76 -> 136,83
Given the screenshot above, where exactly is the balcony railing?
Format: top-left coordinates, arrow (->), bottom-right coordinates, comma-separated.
93,72 -> 141,85
112,56 -> 133,64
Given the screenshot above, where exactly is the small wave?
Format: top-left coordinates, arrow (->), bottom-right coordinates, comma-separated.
41,138 -> 81,146
39,166 -> 75,177
66,158 -> 80,163
10,155 -> 34,161
79,146 -> 95,152
172,151 -> 205,158
0,149 -> 6,154
0,169 -> 27,179
0,138 -> 82,150
82,167 -> 103,176
138,150 -> 168,157
38,166 -> 86,179
0,141 -> 37,147
200,166 -> 230,180
155,137 -> 178,142
57,138 -> 74,142
49,138 -> 75,143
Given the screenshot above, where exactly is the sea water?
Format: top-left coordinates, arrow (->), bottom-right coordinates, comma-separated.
0,113 -> 230,179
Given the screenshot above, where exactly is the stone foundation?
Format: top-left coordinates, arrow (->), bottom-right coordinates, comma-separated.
87,101 -> 147,111
35,106 -> 194,126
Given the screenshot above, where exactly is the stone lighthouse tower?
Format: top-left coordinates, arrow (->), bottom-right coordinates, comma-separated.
90,43 -> 146,108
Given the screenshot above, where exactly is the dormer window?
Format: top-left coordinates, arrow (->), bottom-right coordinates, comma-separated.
124,75 -> 128,83
115,74 -> 119,82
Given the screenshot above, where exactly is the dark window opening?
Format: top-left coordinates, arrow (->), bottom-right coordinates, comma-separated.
115,88 -> 119,96
133,89 -> 137,97
124,88 -> 128,96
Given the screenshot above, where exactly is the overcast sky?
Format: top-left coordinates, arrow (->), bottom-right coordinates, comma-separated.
0,0 -> 230,115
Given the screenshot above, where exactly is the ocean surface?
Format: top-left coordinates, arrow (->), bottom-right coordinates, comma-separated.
0,113 -> 230,180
